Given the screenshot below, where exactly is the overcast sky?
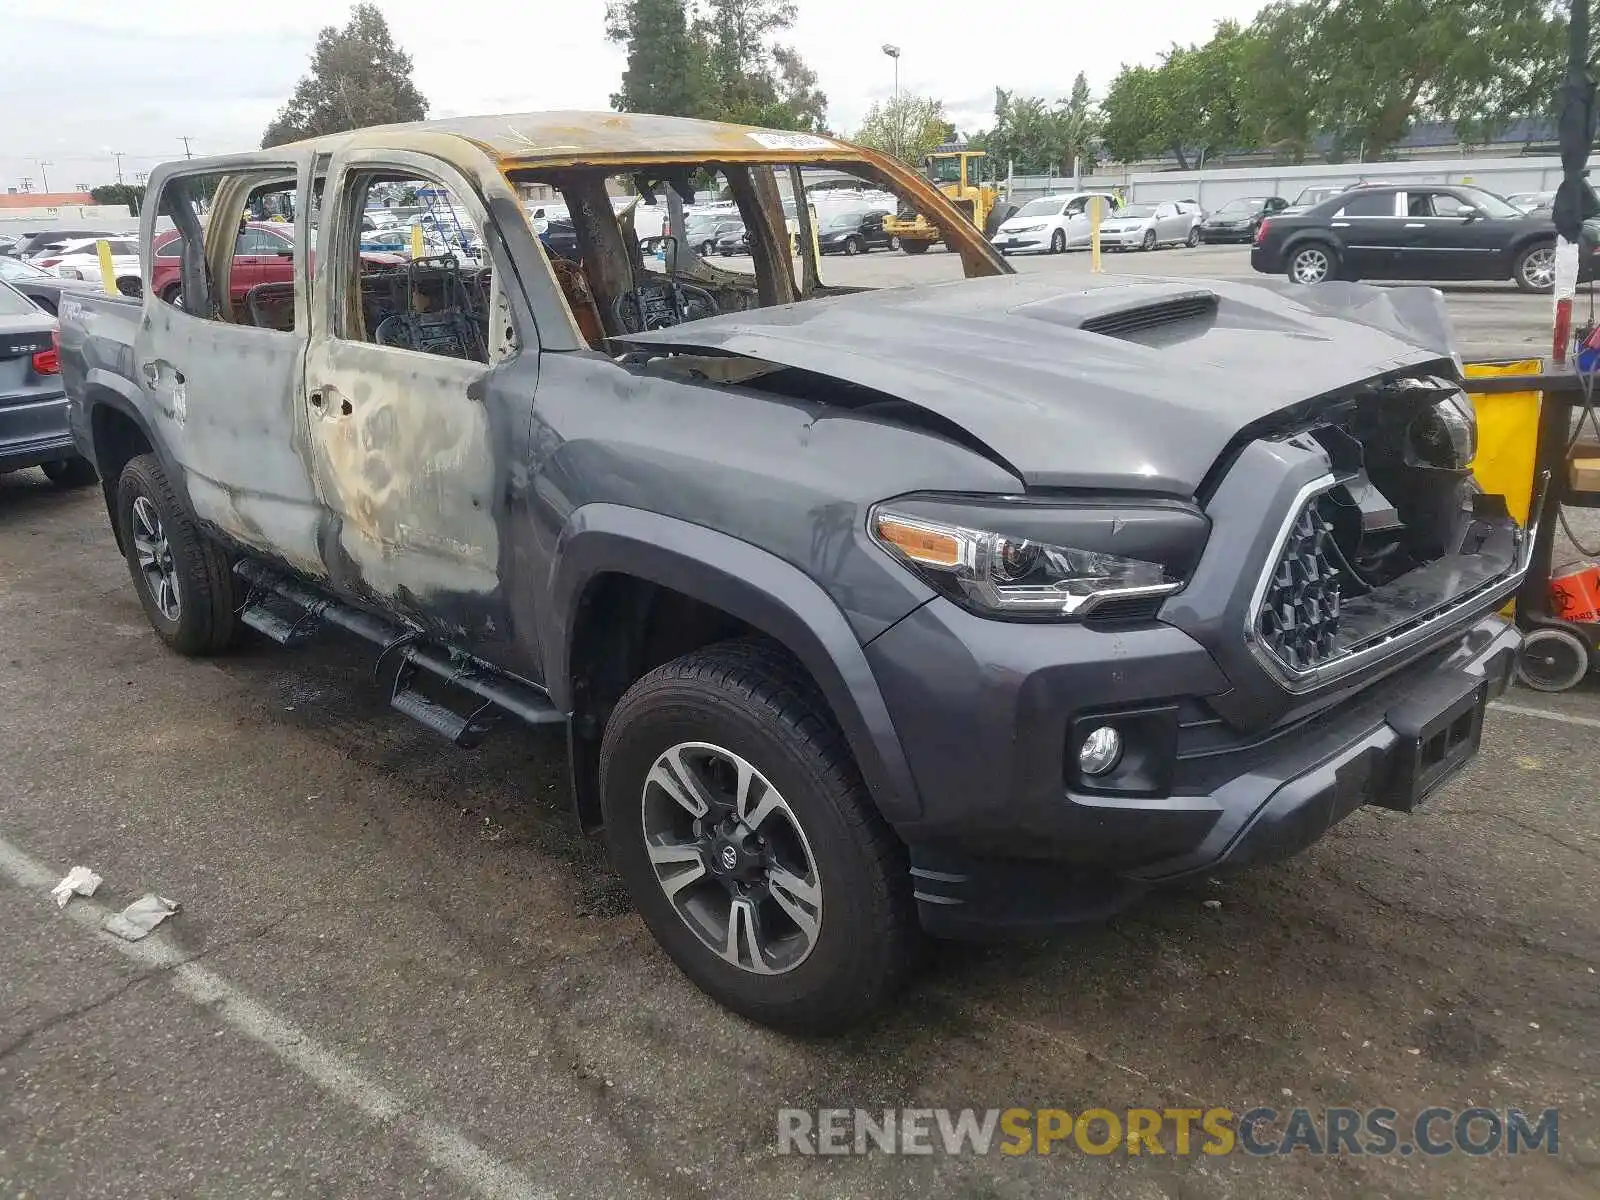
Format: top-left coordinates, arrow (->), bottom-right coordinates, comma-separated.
0,0 -> 1265,193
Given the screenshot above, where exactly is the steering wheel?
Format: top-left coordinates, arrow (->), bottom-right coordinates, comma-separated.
612,281 -> 720,334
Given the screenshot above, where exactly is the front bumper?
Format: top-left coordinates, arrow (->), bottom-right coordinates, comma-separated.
866,595 -> 1520,939
991,234 -> 1046,253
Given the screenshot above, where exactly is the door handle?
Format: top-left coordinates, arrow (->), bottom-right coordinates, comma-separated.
1331,221 -> 1351,228
1404,222 -> 1426,228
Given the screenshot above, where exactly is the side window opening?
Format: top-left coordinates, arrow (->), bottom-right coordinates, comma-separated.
153,169 -> 299,332
331,171 -> 495,365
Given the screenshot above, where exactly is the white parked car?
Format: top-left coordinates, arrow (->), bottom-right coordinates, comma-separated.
1098,202 -> 1196,251
36,236 -> 141,290
989,192 -> 1120,255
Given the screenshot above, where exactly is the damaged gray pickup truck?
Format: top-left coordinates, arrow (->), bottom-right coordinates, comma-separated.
59,112 -> 1533,1032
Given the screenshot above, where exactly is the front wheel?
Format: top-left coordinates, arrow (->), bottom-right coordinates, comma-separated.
900,240 -> 929,255
843,235 -> 862,256
1515,242 -> 1557,294
115,454 -> 239,655
1287,243 -> 1336,285
1186,227 -> 1200,248
599,641 -> 917,1033
41,456 -> 98,488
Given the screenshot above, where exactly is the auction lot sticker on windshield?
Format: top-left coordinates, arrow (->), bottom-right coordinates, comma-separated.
748,132 -> 837,151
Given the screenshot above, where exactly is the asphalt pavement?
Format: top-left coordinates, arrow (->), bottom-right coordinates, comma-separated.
1,248 -> 1598,1199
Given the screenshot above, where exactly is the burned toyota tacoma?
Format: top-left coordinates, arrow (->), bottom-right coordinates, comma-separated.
57,112 -> 1532,1032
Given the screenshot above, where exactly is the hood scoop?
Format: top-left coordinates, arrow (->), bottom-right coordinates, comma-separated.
1076,291 -> 1219,339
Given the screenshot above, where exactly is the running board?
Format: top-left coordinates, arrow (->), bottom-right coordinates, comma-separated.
239,591 -> 322,647
233,559 -> 564,743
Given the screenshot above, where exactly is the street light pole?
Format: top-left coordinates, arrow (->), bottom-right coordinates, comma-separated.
37,160 -> 52,193
881,44 -> 900,101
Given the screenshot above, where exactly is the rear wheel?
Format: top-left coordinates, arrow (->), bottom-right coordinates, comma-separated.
41,456 -> 98,488
1514,242 -> 1557,294
599,640 -> 917,1033
1287,243 -> 1336,285
887,235 -> 900,251
115,453 -> 238,656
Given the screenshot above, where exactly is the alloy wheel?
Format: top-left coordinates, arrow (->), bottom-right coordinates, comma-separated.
1291,247 -> 1331,284
1521,246 -> 1556,291
131,495 -> 181,621
640,741 -> 823,975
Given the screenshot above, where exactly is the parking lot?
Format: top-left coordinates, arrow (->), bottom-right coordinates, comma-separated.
2,243 -> 1597,1199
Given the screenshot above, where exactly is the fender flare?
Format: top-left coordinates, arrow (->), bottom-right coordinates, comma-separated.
544,503 -> 923,825
78,376 -> 195,546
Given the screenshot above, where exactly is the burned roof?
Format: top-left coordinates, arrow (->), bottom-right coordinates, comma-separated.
281,110 -> 864,169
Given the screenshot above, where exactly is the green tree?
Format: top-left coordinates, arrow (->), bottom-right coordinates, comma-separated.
605,0 -> 709,116
852,94 -> 952,162
1055,72 -> 1102,172
90,183 -> 147,214
607,0 -> 826,129
261,4 -> 428,148
1101,22 -> 1258,168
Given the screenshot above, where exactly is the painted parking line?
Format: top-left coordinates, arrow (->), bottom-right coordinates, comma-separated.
1491,700 -> 1600,730
0,832 -> 552,1200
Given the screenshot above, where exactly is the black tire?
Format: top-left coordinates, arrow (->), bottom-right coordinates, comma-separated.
41,456 -> 98,488
843,235 -> 862,256
161,283 -> 183,309
1186,227 -> 1200,247
699,241 -> 715,257
901,240 -> 929,255
1049,229 -> 1066,254
599,639 -> 918,1033
1286,241 -> 1337,285
887,236 -> 900,251
1514,241 -> 1557,294
115,453 -> 238,656
1515,627 -> 1591,691
1141,229 -> 1158,251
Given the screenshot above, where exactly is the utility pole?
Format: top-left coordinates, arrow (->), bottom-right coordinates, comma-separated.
36,160 -> 52,193
1551,0 -> 1596,367
112,151 -> 125,185
179,136 -> 194,159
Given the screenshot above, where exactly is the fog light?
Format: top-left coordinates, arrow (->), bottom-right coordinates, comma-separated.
1078,726 -> 1123,777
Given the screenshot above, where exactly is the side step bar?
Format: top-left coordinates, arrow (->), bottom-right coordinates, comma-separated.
234,559 -> 563,744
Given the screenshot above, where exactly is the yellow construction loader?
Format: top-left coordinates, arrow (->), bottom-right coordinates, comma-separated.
883,145 -> 1001,255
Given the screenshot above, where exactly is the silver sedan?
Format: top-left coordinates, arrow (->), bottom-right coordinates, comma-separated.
1098,201 -> 1199,251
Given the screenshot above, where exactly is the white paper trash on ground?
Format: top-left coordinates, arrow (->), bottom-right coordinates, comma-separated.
103,894 -> 179,941
50,866 -> 103,908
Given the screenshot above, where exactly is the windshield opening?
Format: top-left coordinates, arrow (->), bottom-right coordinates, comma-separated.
926,156 -> 961,185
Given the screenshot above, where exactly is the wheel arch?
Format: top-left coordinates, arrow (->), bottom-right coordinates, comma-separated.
546,504 -> 922,834
80,379 -> 173,554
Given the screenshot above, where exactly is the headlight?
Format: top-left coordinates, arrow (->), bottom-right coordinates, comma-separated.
1008,223 -> 1045,233
869,495 -> 1208,619
57,266 -> 84,279
1403,381 -> 1477,470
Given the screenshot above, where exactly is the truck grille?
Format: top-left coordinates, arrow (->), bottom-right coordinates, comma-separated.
1255,499 -> 1341,673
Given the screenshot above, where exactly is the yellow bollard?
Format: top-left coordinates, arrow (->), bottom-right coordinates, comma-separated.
410,224 -> 424,259
1089,197 -> 1104,274
95,239 -> 117,294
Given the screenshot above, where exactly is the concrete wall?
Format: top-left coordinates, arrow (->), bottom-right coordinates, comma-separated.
1003,154 -> 1575,209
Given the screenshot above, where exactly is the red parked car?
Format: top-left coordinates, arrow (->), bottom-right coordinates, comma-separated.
150,221 -> 404,306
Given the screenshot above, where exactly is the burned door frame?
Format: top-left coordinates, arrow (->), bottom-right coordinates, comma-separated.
136,152 -> 328,578
303,144 -> 544,662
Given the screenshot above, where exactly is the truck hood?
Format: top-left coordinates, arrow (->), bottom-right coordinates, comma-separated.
616,274 -> 1456,495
